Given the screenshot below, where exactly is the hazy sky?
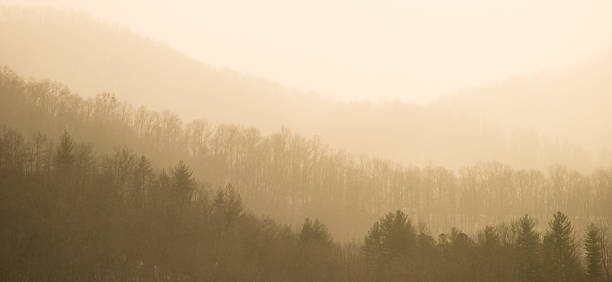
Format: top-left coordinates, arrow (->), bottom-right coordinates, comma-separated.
7,0 -> 612,103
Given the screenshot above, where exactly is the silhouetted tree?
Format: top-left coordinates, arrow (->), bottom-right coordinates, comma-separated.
172,160 -> 195,205
295,218 -> 338,282
599,226 -> 612,282
543,212 -> 582,282
364,210 -> 416,281
212,184 -> 244,226
299,218 -> 332,246
516,214 -> 542,282
585,224 -> 604,281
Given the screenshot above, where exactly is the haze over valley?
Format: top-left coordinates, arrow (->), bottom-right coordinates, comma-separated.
1,6 -> 611,171
1,2 -> 611,282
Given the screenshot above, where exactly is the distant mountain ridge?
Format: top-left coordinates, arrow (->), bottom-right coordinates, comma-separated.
0,6 -> 321,129
0,5 -> 603,171
436,49 -> 612,159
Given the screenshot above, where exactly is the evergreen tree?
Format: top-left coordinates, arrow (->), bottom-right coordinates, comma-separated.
363,210 -> 417,281
364,210 -> 416,259
295,218 -> 338,282
476,225 -> 513,282
364,221 -> 384,262
543,212 -> 582,282
515,214 -> 542,282
212,184 -> 244,226
585,224 -> 604,281
172,160 -> 195,205
383,210 -> 416,257
299,218 -> 332,246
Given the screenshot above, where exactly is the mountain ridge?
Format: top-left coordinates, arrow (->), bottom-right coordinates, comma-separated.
0,5 -> 603,171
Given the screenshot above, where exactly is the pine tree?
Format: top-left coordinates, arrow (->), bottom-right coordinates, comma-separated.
585,224 -> 604,281
299,218 -> 332,246
364,210 -> 416,261
296,218 -> 338,282
363,210 -> 416,281
212,184 -> 243,226
515,214 -> 542,282
543,212 -> 582,282
171,160 -> 195,205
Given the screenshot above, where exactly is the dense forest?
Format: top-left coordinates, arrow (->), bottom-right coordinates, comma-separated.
1,66 -> 611,242
1,127 -> 611,281
0,6 -> 602,171
2,3 -> 612,282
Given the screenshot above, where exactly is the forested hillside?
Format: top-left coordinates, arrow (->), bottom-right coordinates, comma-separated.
1,67 -> 610,241
0,6 -> 596,171
1,128 -> 610,281
3,2 -> 612,281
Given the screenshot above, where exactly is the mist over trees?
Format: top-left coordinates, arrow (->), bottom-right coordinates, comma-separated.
1,66 -> 611,241
0,6 -> 603,171
1,5 -> 612,281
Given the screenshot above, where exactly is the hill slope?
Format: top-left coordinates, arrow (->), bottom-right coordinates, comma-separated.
2,67 -> 610,240
0,6 -> 598,171
436,50 -> 612,162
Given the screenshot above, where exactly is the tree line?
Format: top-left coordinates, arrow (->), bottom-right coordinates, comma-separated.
1,66 -> 610,240
1,127 -> 611,281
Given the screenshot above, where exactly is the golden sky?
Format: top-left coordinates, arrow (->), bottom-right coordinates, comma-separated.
6,0 -> 612,103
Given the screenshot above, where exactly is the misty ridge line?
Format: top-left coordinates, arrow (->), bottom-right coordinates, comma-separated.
1,5 -> 607,172
1,66 -> 610,241
1,3 -> 612,282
